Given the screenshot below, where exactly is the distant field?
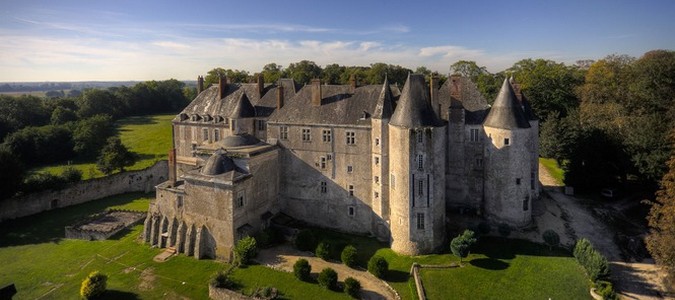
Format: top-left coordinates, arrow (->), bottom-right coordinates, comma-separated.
0,91 -> 47,97
35,114 -> 174,179
540,157 -> 565,185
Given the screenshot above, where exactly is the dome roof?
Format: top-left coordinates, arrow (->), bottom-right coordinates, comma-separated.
201,149 -> 236,175
220,134 -> 260,148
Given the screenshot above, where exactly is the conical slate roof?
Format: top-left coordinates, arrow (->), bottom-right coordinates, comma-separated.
483,78 -> 530,129
390,74 -> 442,128
228,92 -> 256,119
372,77 -> 394,119
201,149 -> 236,175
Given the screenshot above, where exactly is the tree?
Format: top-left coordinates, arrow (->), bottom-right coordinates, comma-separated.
450,230 -> 477,263
322,63 -> 346,84
285,60 -> 322,85
343,277 -> 361,298
0,148 -> 24,200
50,106 -> 78,125
96,137 -> 137,175
542,230 -> 560,250
1,125 -> 74,166
204,67 -> 227,87
646,137 -> 675,275
539,111 -> 580,163
341,245 -> 358,268
80,271 -> 107,299
367,255 -> 388,279
450,60 -> 501,101
261,63 -> 284,83
293,258 -> 311,282
77,89 -> 121,119
233,236 -> 257,266
72,115 -> 115,158
317,268 -> 338,290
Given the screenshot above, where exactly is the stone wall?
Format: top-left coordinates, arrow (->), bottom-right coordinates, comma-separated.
208,284 -> 251,300
0,160 -> 167,222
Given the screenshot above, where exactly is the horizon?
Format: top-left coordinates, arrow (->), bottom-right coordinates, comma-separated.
1,0 -> 674,81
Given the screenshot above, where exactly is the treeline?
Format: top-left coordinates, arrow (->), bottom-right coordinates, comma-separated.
0,79 -> 192,200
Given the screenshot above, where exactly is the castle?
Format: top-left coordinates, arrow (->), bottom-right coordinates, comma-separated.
143,72 -> 539,260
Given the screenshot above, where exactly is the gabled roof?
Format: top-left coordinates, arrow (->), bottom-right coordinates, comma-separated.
389,74 -> 442,128
437,76 -> 490,124
255,79 -> 299,118
228,92 -> 255,119
483,78 -> 531,129
372,77 -> 395,119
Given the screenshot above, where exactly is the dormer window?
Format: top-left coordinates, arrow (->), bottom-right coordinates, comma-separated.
179,113 -> 188,121
504,138 -> 510,146
360,111 -> 369,120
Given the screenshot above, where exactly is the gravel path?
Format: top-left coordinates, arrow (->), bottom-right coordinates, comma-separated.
255,244 -> 397,300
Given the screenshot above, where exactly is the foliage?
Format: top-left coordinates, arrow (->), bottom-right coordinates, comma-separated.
261,63 -> 284,83
72,115 -> 115,158
210,271 -> 234,289
204,68 -> 250,86
80,271 -> 107,299
542,230 -> 560,249
450,230 -> 477,262
539,111 -> 580,163
0,148 -> 25,200
293,258 -> 311,282
295,229 -> 318,251
498,223 -> 512,237
341,245 -> 358,268
285,60 -> 322,85
343,277 -> 361,298
574,238 -> 610,281
60,166 -> 83,183
50,106 -> 78,125
1,124 -> 74,166
594,280 -> 618,300
255,227 -> 281,248
315,242 -> 331,260
234,236 -> 258,266
646,141 -> 675,273
317,268 -> 338,290
367,255 -> 388,279
0,95 -> 50,140
96,137 -> 137,175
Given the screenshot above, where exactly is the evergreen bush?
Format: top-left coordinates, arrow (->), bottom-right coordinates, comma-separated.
574,238 -> 610,281
316,242 -> 331,260
317,268 -> 338,290
80,271 -> 107,299
234,236 -> 257,266
293,259 -> 311,282
367,255 -> 388,279
343,277 -> 361,298
341,245 -> 358,268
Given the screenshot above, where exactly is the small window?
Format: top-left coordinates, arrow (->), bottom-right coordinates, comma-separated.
476,158 -> 483,168
320,157 -> 327,169
417,131 -> 423,143
320,181 -> 327,193
375,138 -> 380,146
214,129 -> 220,142
516,178 -> 521,185
523,197 -> 529,211
470,128 -> 479,142
391,174 -> 396,189
231,119 -> 237,129
348,206 -> 355,216
374,156 -> 380,165
504,138 -> 510,145
346,131 -> 355,145
302,128 -> 311,142
418,179 -> 424,196
530,172 -> 536,190
417,154 -> 424,171
322,129 -> 332,143
347,165 -> 353,173
257,120 -> 266,131
374,191 -> 379,198
202,128 -> 209,141
374,176 -> 380,184
416,213 -> 425,230
236,191 -> 245,208
177,195 -> 183,208
348,185 -> 354,197
280,126 -> 288,140
327,154 -> 332,161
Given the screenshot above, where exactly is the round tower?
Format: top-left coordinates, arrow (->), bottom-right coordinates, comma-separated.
388,74 -> 446,255
483,78 -> 534,226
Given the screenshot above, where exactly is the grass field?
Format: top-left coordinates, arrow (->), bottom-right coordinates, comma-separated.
35,114 -> 174,180
540,157 -> 565,185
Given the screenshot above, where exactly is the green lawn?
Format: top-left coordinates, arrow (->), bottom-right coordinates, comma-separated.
540,157 -> 565,185
35,114 -> 174,180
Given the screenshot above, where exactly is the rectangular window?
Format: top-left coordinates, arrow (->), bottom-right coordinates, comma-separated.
374,156 -> 380,165
530,172 -> 536,190
523,197 -> 529,211
348,185 -> 354,197
416,213 -> 425,230
476,158 -> 483,168
516,178 -> 521,185
346,131 -> 355,145
417,131 -> 423,143
236,191 -> 245,208
322,129 -> 332,143
375,138 -> 380,146
347,165 -> 353,173
504,138 -> 510,145
203,128 -> 209,141
280,126 -> 288,140
302,128 -> 311,142
327,154 -> 332,160
374,176 -> 380,184
418,179 -> 424,196
257,120 -> 266,131
470,128 -> 479,142
417,154 -> 424,171
320,157 -> 327,169
348,206 -> 355,216
177,195 -> 183,208
391,174 -> 396,189
214,129 -> 220,142
374,191 -> 379,198
320,181 -> 327,193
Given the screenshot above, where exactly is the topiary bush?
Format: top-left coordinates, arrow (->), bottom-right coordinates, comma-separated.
594,280 -> 618,300
295,229 -> 318,251
80,271 -> 107,299
293,258 -> 312,282
317,268 -> 338,290
343,277 -> 361,298
367,255 -> 388,279
315,242 -> 331,260
574,238 -> 610,281
341,245 -> 358,268
210,271 -> 233,289
542,229 -> 560,249
450,230 -> 477,263
234,236 -> 257,266
478,222 -> 491,235
498,223 -> 512,237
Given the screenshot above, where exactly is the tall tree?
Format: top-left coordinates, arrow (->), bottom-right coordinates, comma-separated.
646,132 -> 675,275
285,60 -> 322,85
261,63 -> 284,83
322,63 -> 346,84
0,148 -> 24,200
204,67 -> 227,87
450,60 -> 501,101
96,137 -> 137,174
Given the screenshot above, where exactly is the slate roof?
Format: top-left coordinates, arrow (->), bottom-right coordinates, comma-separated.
437,76 -> 490,124
220,134 -> 260,148
372,77 -> 395,119
201,149 -> 237,175
483,78 -> 531,129
267,82 -> 400,126
390,74 -> 443,128
254,79 -> 299,118
228,93 -> 256,119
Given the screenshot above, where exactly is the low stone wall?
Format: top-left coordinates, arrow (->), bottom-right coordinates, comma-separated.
208,284 -> 251,300
0,161 -> 167,222
65,210 -> 146,240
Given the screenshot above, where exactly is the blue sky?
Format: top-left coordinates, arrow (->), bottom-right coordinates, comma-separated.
1,0 -> 673,81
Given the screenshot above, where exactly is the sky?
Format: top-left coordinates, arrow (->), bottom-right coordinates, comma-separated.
0,0 -> 673,82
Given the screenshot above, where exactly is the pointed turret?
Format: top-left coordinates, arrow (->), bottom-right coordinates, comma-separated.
483,78 -> 530,129
373,77 -> 394,119
390,74 -> 442,128
229,92 -> 256,119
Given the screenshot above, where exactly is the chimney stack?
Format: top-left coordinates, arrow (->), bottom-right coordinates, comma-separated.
276,81 -> 284,110
197,76 -> 204,94
168,148 -> 177,186
257,73 -> 264,98
450,74 -> 461,99
311,78 -> 322,107
349,74 -> 357,93
218,76 -> 227,99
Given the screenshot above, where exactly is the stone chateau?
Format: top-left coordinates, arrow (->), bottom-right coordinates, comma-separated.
143,72 -> 539,260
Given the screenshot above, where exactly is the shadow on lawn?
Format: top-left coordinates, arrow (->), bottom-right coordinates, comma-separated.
116,115 -> 159,126
469,258 -> 509,270
99,290 -> 141,300
475,237 -> 572,260
0,192 -> 151,247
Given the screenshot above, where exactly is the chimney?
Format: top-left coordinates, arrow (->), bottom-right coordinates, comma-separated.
257,73 -> 264,98
168,148 -> 177,186
430,72 -> 439,116
349,74 -> 357,93
450,74 -> 461,99
311,78 -> 322,107
218,76 -> 227,99
197,76 -> 204,94
276,81 -> 284,110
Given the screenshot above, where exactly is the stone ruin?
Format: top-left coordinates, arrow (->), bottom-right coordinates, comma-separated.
65,209 -> 146,240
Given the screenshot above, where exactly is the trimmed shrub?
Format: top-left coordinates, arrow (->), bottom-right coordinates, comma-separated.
594,280 -> 618,300
295,230 -> 318,251
210,271 -> 233,289
80,271 -> 107,299
318,268 -> 338,290
543,230 -> 560,249
574,238 -> 610,281
367,255 -> 388,279
293,258 -> 312,282
61,166 -> 82,183
344,277 -> 361,298
450,230 -> 477,263
341,245 -> 358,268
316,242 -> 331,260
498,223 -> 512,237
234,236 -> 257,266
478,222 -> 491,235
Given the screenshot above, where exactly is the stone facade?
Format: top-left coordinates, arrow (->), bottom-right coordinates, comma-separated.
145,73 -> 539,259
